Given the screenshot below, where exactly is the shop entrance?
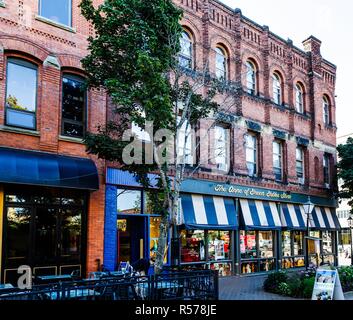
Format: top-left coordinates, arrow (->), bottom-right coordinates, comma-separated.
117,216 -> 146,266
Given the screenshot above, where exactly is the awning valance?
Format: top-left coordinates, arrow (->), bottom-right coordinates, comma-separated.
239,199 -> 282,230
0,147 -> 99,191
180,194 -> 238,230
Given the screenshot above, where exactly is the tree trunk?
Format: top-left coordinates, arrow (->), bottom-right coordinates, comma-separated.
154,211 -> 170,274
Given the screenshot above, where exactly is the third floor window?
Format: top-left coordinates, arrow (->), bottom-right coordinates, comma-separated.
273,140 -> 283,181
246,60 -> 257,95
215,47 -> 227,81
323,154 -> 330,186
214,126 -> 229,172
39,0 -> 72,27
296,147 -> 305,184
295,83 -> 304,113
323,96 -> 330,125
179,30 -> 193,69
272,73 -> 282,105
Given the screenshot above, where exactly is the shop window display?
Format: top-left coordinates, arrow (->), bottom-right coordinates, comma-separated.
282,231 -> 291,258
259,259 -> 275,272
181,230 -> 206,263
240,231 -> 257,259
281,231 -> 305,269
293,231 -> 304,256
210,263 -> 232,277
241,261 -> 258,274
259,231 -> 273,258
208,231 -> 230,261
150,217 -> 161,264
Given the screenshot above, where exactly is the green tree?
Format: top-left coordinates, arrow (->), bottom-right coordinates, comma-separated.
337,137 -> 353,212
80,0 -> 234,273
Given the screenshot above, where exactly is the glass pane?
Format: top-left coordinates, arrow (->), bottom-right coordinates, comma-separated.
240,231 -> 257,259
6,60 -> 37,112
62,76 -> 85,137
40,0 -> 71,26
294,257 -> 305,268
181,230 -> 206,263
208,231 -> 230,261
5,194 -> 31,203
282,231 -> 291,257
241,261 -> 258,274
322,231 -> 333,254
282,258 -> 294,269
259,231 -> 273,258
6,207 -> 31,259
34,207 -> 57,261
259,259 -> 275,272
293,231 -> 304,256
60,208 -> 82,258
117,189 -> 142,214
150,217 -> 161,264
6,109 -> 36,129
210,262 -> 232,277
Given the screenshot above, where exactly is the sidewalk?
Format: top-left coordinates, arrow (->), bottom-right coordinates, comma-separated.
219,275 -> 353,300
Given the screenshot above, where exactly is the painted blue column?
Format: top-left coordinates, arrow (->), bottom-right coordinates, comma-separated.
103,185 -> 118,271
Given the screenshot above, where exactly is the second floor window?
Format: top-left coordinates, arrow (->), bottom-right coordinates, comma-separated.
323,154 -> 330,185
62,74 -> 86,138
246,133 -> 257,177
5,58 -> 37,130
246,60 -> 256,95
214,126 -> 229,172
177,117 -> 193,165
273,140 -> 283,181
39,0 -> 72,27
179,31 -> 193,69
323,96 -> 330,125
215,47 -> 227,80
295,83 -> 304,113
296,147 -> 304,184
272,73 -> 282,105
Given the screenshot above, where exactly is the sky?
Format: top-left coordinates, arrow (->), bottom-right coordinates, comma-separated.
220,0 -> 353,141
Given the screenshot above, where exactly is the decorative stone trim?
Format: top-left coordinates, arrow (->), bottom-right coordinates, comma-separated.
296,136 -> 310,147
246,120 -> 262,132
58,135 -> 85,144
0,125 -> 40,137
0,1 -> 5,8
44,55 -> 61,70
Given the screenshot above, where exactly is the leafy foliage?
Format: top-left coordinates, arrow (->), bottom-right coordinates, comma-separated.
263,271 -> 288,293
337,137 -> 353,212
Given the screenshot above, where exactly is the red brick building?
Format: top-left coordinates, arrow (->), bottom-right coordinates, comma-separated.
0,0 -> 340,283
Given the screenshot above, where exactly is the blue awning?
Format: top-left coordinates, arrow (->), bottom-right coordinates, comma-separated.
180,194 -> 238,230
310,207 -> 341,231
0,147 -> 99,190
239,199 -> 282,230
280,203 -> 308,230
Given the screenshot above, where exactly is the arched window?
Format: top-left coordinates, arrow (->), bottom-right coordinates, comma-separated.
179,30 -> 193,69
323,96 -> 330,125
246,60 -> 257,95
295,83 -> 304,113
272,72 -> 282,105
215,46 -> 227,80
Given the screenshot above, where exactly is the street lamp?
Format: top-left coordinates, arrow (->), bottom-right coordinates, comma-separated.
303,197 -> 315,269
347,215 -> 353,266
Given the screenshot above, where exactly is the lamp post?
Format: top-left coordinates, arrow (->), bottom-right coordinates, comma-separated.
347,215 -> 353,266
303,197 -> 315,269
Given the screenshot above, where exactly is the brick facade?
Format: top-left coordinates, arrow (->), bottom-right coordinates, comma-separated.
0,0 -> 338,276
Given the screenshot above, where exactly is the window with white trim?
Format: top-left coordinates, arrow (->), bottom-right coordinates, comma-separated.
246,133 -> 257,177
296,147 -> 305,184
177,117 -> 193,165
295,83 -> 304,113
215,47 -> 227,80
323,96 -> 330,125
323,154 -> 330,186
39,0 -> 72,27
214,126 -> 229,172
273,140 -> 283,181
179,31 -> 193,69
272,73 -> 282,105
246,60 -> 256,95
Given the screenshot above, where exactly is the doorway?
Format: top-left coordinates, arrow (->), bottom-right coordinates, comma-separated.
117,216 -> 146,266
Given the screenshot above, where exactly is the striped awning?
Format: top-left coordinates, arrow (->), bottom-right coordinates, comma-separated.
281,204 -> 308,230
310,207 -> 341,231
239,199 -> 282,230
280,204 -> 341,231
180,194 -> 238,230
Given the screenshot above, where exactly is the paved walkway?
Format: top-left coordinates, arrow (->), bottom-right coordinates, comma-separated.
219,275 -> 299,300
219,275 -> 353,300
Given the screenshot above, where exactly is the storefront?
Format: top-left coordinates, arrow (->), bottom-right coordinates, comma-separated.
0,147 -> 99,284
104,169 -> 167,272
179,179 -> 341,276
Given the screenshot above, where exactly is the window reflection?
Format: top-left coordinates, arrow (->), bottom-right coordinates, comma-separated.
240,231 -> 257,259
259,231 -> 273,258
282,231 -> 291,257
117,189 -> 141,214
61,209 -> 82,257
40,0 -> 72,26
150,217 -> 161,264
